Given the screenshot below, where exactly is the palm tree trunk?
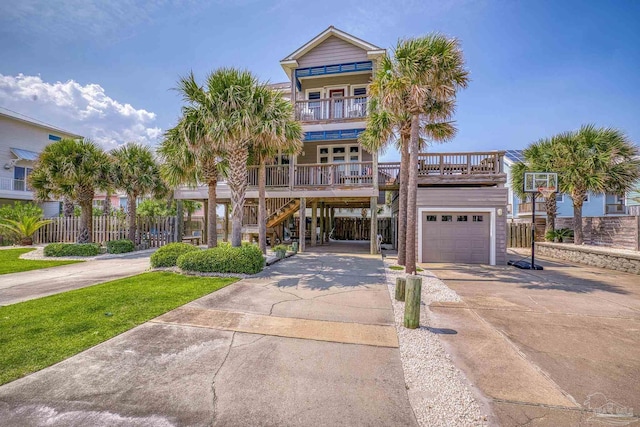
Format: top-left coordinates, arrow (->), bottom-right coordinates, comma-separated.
127,194 -> 137,243
397,135 -> 409,266
63,196 -> 74,217
572,191 -> 585,245
228,145 -> 249,247
405,114 -> 420,275
207,178 -> 218,248
77,189 -> 93,243
104,192 -> 111,216
544,196 -> 557,239
258,160 -> 267,254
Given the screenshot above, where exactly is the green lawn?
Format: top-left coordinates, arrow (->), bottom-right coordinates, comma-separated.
0,248 -> 82,275
389,265 -> 424,272
0,272 -> 236,385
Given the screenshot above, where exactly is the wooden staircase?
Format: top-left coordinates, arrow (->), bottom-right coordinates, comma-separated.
266,199 -> 300,228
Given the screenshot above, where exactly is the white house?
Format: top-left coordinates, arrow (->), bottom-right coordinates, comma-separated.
0,109 -> 82,216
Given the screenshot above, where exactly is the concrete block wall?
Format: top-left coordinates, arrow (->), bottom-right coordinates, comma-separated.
537,243 -> 640,275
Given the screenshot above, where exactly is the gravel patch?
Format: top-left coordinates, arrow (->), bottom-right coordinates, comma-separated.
383,260 -> 488,426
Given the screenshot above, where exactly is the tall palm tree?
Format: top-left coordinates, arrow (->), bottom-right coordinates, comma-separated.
510,138 -> 559,237
110,143 -> 166,244
29,138 -> 110,243
251,86 -> 303,253
160,115 -> 225,248
367,36 -> 468,274
552,125 -> 640,244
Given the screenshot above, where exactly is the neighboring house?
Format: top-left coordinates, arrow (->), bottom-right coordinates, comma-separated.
0,109 -> 82,217
504,150 -> 635,220
175,26 -> 508,265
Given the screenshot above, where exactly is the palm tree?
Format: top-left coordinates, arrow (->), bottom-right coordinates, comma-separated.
251,86 -> 303,253
29,138 -> 110,243
552,125 -> 640,244
160,115 -> 225,248
110,143 -> 166,244
510,138 -> 559,237
367,35 -> 468,273
0,215 -> 53,245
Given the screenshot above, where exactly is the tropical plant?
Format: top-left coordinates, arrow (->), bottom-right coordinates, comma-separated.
368,34 -> 468,273
105,239 -> 135,254
0,215 -> 52,245
510,138 -> 559,237
44,243 -> 101,257
251,86 -> 302,253
29,138 -> 110,243
176,242 -> 264,274
150,242 -> 201,268
160,72 -> 228,248
551,125 -> 640,244
110,143 -> 166,244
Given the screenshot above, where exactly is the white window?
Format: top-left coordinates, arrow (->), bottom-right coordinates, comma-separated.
555,193 -> 564,203
317,144 -> 361,164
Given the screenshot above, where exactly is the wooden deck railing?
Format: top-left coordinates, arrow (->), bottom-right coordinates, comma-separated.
417,152 -> 502,176
294,96 -> 368,121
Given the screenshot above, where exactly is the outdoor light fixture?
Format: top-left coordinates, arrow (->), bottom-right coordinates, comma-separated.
497,208 -> 503,216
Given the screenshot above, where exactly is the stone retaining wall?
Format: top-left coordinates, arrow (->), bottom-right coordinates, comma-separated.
555,216 -> 640,251
537,242 -> 640,275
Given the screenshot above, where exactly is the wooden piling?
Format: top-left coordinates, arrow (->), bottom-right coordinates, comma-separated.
404,275 -> 422,329
395,277 -> 406,301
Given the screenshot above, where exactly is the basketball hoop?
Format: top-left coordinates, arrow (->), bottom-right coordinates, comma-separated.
538,186 -> 556,199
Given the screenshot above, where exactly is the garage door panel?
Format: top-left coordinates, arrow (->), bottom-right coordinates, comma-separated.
422,211 -> 490,264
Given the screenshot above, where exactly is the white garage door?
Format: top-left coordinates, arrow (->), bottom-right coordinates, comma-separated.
421,212 -> 490,264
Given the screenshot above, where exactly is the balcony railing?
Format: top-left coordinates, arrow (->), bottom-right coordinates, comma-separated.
605,203 -> 626,214
417,152 -> 502,176
0,177 -> 30,192
246,162 -> 373,189
518,202 -> 546,214
295,96 -> 368,121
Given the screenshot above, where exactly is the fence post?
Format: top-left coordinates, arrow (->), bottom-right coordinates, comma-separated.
395,277 -> 406,301
404,275 -> 422,329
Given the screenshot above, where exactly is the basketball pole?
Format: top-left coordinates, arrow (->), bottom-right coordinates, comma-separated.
531,192 -> 536,269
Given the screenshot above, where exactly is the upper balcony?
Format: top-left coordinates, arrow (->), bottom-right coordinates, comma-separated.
295,96 -> 368,122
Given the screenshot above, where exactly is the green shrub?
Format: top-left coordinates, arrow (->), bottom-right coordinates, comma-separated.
177,243 -> 265,274
150,242 -> 200,268
44,243 -> 101,257
106,239 -> 135,254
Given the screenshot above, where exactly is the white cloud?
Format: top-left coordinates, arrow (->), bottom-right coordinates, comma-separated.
0,73 -> 161,149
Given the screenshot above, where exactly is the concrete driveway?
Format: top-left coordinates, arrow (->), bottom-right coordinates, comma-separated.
0,250 -> 417,426
425,254 -> 640,426
0,250 -> 153,306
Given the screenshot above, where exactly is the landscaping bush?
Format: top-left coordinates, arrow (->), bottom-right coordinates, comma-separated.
177,243 -> 265,274
150,242 -> 201,268
106,239 -> 135,254
44,243 -> 101,257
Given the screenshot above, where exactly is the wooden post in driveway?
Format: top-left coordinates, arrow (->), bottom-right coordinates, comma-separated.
224,203 -> 230,242
299,197 -> 306,252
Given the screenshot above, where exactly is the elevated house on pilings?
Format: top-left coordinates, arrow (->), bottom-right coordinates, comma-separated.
174,26 -> 509,264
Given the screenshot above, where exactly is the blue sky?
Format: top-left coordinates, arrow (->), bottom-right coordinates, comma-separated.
0,0 -> 638,161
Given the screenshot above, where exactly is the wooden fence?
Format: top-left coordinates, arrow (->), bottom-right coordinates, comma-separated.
34,216 -> 177,248
333,218 -> 392,243
507,222 -> 532,248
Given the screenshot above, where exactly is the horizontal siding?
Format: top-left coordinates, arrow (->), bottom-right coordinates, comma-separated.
416,187 -> 508,265
298,36 -> 369,68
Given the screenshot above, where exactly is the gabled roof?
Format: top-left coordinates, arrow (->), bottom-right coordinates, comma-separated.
280,26 -> 385,78
0,109 -> 83,139
281,26 -> 384,62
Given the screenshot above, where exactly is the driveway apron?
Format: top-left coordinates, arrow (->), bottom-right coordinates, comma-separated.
0,250 -> 417,427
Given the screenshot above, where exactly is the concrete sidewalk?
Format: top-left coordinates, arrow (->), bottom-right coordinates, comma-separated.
0,250 -> 152,305
0,250 -> 417,426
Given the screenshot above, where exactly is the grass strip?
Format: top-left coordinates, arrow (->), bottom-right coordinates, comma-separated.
0,249 -> 82,275
0,271 -> 236,385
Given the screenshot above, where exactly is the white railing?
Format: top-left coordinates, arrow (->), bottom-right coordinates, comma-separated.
295,96 -> 369,121
0,177 -> 30,192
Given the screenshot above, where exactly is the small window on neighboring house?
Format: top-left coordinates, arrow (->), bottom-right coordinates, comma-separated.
555,193 -> 564,203
442,215 -> 453,222
320,148 -> 329,155
350,146 -> 359,153
308,92 -> 321,100
425,215 -> 437,222
473,215 -> 484,222
48,134 -> 61,141
583,194 -> 590,202
332,147 -> 345,154
120,197 -> 128,211
457,215 -> 468,222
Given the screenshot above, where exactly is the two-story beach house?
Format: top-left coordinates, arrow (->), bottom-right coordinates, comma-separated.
175,26 -> 509,265
0,109 -> 82,216
504,150 -> 639,220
